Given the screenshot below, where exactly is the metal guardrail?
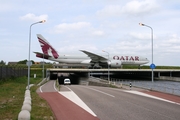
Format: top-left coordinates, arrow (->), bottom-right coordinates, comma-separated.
113,79 -> 180,96
98,76 -> 180,96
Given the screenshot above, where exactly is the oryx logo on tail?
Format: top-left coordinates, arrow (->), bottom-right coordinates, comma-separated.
37,34 -> 59,59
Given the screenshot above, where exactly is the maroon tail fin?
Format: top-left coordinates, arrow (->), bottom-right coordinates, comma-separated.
37,34 -> 59,59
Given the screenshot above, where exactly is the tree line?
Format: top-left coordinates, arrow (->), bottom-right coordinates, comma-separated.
0,59 -> 53,65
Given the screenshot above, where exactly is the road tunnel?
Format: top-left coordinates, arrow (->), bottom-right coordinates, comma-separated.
57,73 -> 81,85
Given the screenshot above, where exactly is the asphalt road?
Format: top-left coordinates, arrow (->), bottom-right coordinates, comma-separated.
62,85 -> 180,120
38,81 -> 180,120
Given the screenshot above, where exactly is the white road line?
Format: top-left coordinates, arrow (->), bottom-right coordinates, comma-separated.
59,86 -> 97,116
40,84 -> 45,93
124,90 -> 180,105
53,81 -> 58,92
39,81 -> 58,92
82,86 -> 115,98
64,85 -> 72,91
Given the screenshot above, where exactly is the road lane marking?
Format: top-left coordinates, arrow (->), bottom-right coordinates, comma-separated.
40,86 -> 43,92
82,86 -> 115,98
53,81 -> 58,91
64,85 -> 72,91
59,86 -> 97,116
40,84 -> 46,93
124,90 -> 180,105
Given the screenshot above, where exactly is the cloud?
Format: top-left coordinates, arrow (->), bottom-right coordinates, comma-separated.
19,13 -> 48,22
167,34 -> 180,44
51,22 -> 105,41
96,5 -> 122,17
58,44 -> 98,53
109,40 -> 150,56
53,22 -> 91,33
0,2 -> 14,12
122,0 -> 160,15
96,0 -> 160,17
129,32 -> 150,40
92,30 -> 105,36
0,29 -> 9,36
161,34 -> 180,47
156,34 -> 180,55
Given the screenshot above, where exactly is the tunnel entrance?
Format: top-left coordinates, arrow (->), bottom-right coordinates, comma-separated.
49,73 -> 57,80
57,73 -> 80,85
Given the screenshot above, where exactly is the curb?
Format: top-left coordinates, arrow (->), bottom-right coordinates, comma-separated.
18,84 -> 34,120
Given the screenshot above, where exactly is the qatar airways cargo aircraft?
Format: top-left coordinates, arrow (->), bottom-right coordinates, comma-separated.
34,34 -> 149,68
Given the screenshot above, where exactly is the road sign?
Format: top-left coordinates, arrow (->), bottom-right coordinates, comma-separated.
150,63 -> 156,69
26,61 -> 32,66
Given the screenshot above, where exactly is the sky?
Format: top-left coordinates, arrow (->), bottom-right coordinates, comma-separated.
0,0 -> 180,66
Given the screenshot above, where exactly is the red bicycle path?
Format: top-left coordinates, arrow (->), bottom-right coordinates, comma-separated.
38,92 -> 99,120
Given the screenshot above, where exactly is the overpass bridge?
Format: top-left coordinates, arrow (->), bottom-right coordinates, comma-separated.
47,68 -> 180,73
46,68 -> 180,84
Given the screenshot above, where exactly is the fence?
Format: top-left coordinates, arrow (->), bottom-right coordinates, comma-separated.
0,66 -> 28,80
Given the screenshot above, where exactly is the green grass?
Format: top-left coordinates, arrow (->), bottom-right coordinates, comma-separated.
30,82 -> 55,120
0,76 -> 55,120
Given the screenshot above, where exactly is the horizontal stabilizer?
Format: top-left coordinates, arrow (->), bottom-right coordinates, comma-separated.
33,52 -> 51,59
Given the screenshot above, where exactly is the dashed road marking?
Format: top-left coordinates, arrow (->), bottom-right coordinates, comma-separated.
82,86 -> 115,98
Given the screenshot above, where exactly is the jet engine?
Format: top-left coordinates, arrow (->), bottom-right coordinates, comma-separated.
109,60 -> 121,67
81,59 -> 91,64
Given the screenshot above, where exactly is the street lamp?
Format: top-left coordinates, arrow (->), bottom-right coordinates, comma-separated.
42,54 -> 44,79
139,23 -> 154,82
102,50 -> 110,83
27,20 -> 46,90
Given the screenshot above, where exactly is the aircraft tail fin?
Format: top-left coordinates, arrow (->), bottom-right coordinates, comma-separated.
37,34 -> 59,59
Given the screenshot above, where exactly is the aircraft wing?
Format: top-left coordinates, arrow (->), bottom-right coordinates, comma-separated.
33,52 -> 52,59
80,50 -> 107,62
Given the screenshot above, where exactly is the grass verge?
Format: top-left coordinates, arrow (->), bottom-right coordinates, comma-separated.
0,76 -> 55,120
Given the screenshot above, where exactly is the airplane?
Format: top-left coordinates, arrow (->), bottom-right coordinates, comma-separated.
34,34 -> 149,68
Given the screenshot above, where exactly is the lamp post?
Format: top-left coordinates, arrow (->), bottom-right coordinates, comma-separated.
43,54 -> 44,79
139,23 -> 154,82
102,50 -> 110,83
27,20 -> 46,90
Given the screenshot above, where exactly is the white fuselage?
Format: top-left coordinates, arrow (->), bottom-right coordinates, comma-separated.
47,53 -> 149,65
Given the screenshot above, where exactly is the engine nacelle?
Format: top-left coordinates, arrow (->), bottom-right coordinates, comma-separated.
109,60 -> 121,67
81,59 -> 91,64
